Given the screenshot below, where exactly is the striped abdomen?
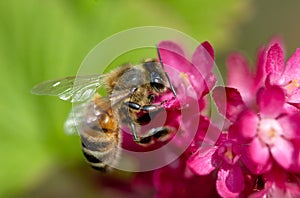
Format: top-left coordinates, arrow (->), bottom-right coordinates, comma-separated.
80,94 -> 121,171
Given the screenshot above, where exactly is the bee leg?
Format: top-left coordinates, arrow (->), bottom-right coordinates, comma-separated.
124,102 -> 166,112
129,120 -> 139,142
122,102 -> 140,141
141,105 -> 159,111
124,101 -> 141,110
137,127 -> 170,145
140,99 -> 168,111
123,101 -> 168,143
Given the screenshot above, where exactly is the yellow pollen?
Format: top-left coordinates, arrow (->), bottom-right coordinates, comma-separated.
179,72 -> 191,86
285,79 -> 300,93
180,72 -> 189,80
269,127 -> 276,138
224,148 -> 233,161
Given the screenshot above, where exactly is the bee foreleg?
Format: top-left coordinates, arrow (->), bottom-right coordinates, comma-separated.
141,104 -> 161,111
124,101 -> 141,110
124,102 -> 165,112
129,121 -> 139,142
140,99 -> 167,112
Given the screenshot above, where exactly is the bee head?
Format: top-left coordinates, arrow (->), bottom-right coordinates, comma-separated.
143,59 -> 176,98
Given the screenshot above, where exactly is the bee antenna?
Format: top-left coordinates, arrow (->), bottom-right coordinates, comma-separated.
156,45 -> 177,98
156,44 -> 165,68
165,72 -> 177,98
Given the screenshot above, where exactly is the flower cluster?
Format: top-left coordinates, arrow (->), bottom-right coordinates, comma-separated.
150,39 -> 300,197
99,39 -> 300,198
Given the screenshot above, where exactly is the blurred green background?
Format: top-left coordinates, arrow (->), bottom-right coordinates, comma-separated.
1,0 -> 300,197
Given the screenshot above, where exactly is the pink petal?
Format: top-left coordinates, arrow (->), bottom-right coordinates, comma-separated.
248,138 -> 270,169
158,41 -> 185,57
249,189 -> 269,198
288,100 -> 300,110
190,42 -> 216,97
216,164 -> 245,197
201,72 -> 217,96
231,110 -> 258,140
264,73 -> 273,88
278,114 -> 300,139
263,187 -> 286,198
159,41 -> 216,98
212,86 -> 246,122
270,136 -> 294,170
188,72 -> 207,98
265,43 -> 285,83
283,103 -> 300,114
195,116 -> 222,146
187,147 -> 218,175
286,88 -> 300,103
281,48 -> 300,85
226,53 -> 255,103
192,41 -> 214,77
254,47 -> 267,90
241,145 -> 272,174
268,36 -> 285,49
257,86 -> 285,118
201,41 -> 214,60
158,41 -> 191,74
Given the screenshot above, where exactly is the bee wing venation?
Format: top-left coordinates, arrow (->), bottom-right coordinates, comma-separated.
64,102 -> 89,135
109,90 -> 133,107
64,95 -> 111,135
64,111 -> 79,135
64,99 -> 100,135
31,74 -> 104,102
64,90 -> 133,135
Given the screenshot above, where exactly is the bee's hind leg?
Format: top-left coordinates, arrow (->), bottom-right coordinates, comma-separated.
127,118 -> 173,145
136,126 -> 171,145
123,101 -> 171,144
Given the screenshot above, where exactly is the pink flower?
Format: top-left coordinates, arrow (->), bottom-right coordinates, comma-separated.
153,155 -> 218,198
78,38 -> 300,197
226,46 -> 266,107
158,40 -> 216,105
151,41 -> 221,197
249,166 -> 300,198
151,40 -> 217,151
265,42 -> 300,109
151,113 -> 220,197
187,132 -> 246,197
214,85 -> 300,174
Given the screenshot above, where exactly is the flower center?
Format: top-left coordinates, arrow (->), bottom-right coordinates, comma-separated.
284,78 -> 300,95
258,118 -> 282,145
218,142 -> 238,165
179,72 -> 190,85
224,147 -> 233,161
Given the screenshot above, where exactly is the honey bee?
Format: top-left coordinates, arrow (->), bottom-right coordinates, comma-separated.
31,48 -> 176,171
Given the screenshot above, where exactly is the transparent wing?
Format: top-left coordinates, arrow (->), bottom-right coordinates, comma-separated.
64,91 -> 132,135
64,101 -> 91,135
31,74 -> 104,102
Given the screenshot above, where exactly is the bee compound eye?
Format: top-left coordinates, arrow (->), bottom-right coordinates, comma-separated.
153,77 -> 162,84
150,78 -> 165,91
